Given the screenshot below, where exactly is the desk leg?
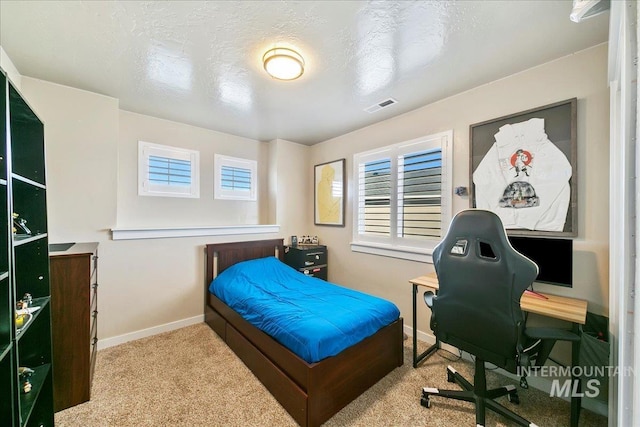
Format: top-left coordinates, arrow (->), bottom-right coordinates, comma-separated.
413,284 -> 418,368
412,284 -> 439,368
570,324 -> 582,427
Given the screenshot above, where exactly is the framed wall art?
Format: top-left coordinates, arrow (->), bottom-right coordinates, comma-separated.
469,98 -> 577,237
314,158 -> 345,226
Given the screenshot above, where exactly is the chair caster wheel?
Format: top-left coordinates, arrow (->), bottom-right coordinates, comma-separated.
420,396 -> 431,408
508,391 -> 520,405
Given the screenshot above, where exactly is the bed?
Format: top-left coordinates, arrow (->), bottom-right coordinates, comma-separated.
204,239 -> 404,427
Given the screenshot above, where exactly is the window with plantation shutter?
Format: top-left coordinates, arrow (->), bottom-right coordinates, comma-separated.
362,158 -> 392,236
215,154 -> 257,201
352,131 -> 452,262
138,141 -> 200,198
397,148 -> 442,240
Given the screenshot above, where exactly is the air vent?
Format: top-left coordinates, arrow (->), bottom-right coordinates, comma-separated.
364,98 -> 398,114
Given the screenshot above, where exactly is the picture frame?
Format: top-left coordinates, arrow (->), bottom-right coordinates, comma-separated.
314,158 -> 345,226
469,98 -> 577,237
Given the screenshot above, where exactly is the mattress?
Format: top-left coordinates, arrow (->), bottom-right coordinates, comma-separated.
209,256 -> 400,363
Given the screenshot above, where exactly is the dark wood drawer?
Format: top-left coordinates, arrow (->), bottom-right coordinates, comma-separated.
300,265 -> 327,280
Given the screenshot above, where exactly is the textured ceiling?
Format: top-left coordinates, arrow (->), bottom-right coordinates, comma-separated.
0,1 -> 609,145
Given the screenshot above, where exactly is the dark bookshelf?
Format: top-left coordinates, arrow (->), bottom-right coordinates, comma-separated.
1,69 -> 54,426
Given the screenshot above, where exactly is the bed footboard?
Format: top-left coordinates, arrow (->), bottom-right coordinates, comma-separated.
206,292 -> 403,426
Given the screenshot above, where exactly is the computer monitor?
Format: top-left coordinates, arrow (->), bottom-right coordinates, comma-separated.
508,236 -> 573,287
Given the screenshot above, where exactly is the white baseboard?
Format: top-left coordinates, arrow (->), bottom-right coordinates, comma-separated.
404,326 -> 608,418
404,324 -> 460,356
97,314 -> 204,350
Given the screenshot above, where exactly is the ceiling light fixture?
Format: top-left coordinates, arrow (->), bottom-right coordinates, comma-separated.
263,47 -> 305,81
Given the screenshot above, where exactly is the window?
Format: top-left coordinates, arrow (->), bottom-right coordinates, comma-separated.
352,131 -> 452,261
214,154 -> 257,201
138,141 -> 200,198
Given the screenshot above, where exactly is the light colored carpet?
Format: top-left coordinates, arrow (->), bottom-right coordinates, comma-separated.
55,323 -> 607,426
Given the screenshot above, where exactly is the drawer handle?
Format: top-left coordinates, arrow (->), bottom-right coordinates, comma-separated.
304,261 -> 314,266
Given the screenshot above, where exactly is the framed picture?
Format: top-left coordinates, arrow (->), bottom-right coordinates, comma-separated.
314,159 -> 345,226
469,98 -> 577,237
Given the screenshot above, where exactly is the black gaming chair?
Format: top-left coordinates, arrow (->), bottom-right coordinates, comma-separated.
421,209 -> 543,426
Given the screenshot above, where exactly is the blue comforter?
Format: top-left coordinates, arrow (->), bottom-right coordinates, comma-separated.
209,256 -> 400,363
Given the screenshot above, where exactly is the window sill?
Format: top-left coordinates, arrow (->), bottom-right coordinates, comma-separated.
350,241 -> 434,263
111,224 -> 280,241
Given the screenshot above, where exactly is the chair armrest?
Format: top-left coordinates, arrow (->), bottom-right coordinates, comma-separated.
525,327 -> 581,342
423,291 -> 436,308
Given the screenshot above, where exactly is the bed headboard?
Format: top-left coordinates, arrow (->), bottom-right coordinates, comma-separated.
205,239 -> 284,286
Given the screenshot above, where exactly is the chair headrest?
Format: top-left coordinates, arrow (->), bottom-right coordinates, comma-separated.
433,209 -> 538,284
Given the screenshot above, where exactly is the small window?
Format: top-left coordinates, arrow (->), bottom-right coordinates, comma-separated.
138,141 -> 200,198
214,154 -> 257,201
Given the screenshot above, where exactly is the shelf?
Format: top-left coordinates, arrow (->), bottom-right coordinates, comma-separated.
0,341 -> 12,361
3,63 -> 53,427
18,363 -> 51,427
11,173 -> 46,190
9,84 -> 46,187
13,233 -> 47,247
15,297 -> 49,341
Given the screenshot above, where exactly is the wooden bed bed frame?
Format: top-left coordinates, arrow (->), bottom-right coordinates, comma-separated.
204,239 -> 404,427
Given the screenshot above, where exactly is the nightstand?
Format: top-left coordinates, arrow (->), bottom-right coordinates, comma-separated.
284,245 -> 328,280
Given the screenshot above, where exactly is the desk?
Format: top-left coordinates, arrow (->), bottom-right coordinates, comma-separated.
409,273 -> 588,427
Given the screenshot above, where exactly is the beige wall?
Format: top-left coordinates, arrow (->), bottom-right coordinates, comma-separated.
20,79 -> 118,243
18,77 -> 301,343
268,138 -> 311,241
310,44 -> 610,340
11,44 -> 609,347
1,47 -> 22,89
117,110 -> 270,227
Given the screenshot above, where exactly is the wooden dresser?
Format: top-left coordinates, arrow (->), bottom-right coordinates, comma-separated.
49,242 -> 98,412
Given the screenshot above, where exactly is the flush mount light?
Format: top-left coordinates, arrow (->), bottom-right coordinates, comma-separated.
263,47 -> 305,81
